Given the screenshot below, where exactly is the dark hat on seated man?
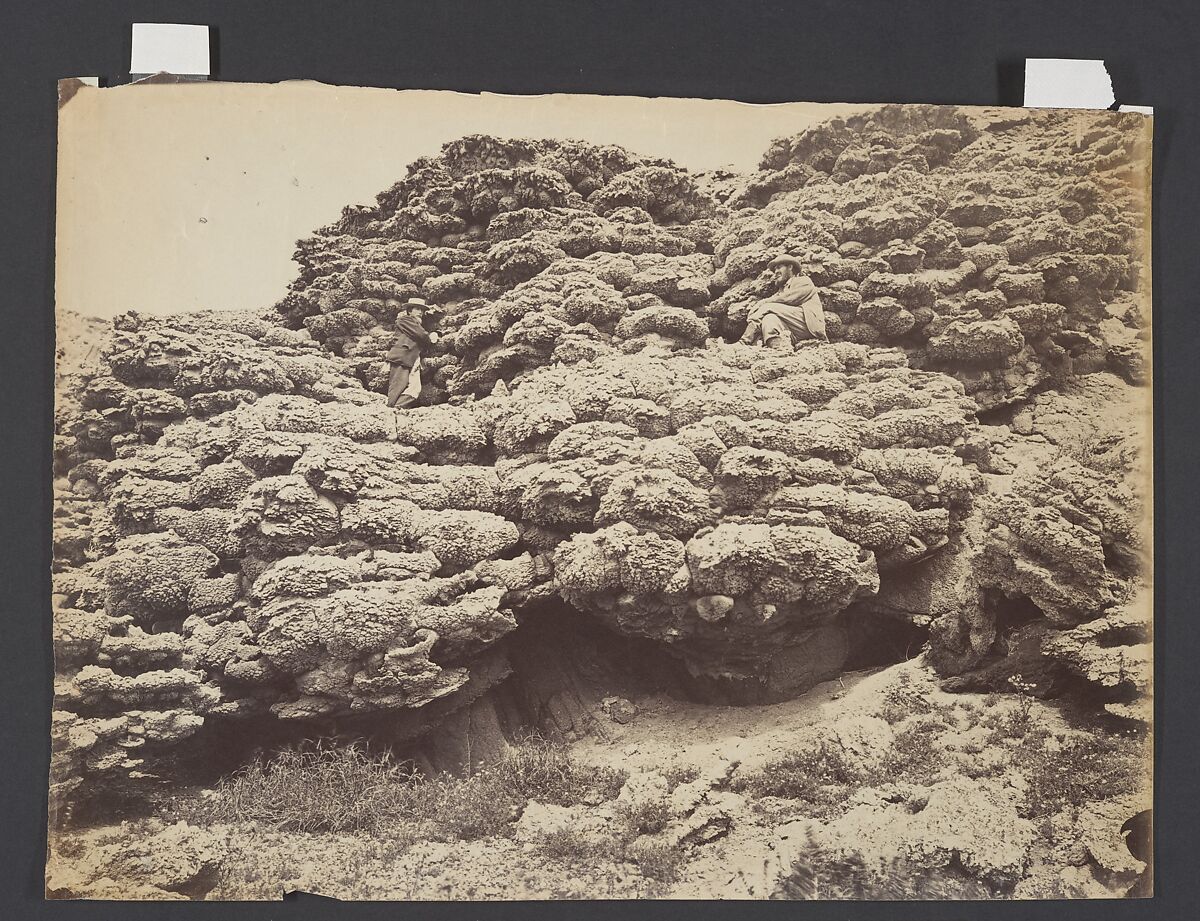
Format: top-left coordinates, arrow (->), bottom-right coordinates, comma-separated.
767,254 -> 804,272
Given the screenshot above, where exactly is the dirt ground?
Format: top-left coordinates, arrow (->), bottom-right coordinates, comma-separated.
574,668 -> 880,772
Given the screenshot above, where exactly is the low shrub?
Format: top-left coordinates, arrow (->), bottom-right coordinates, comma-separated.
531,807 -> 682,894
488,733 -> 627,806
1015,729 -> 1143,819
978,677 -> 1037,741
876,671 -> 935,725
630,839 -> 684,884
879,718 -> 946,784
661,763 -> 702,788
732,740 -> 865,818
416,775 -> 519,841
536,827 -> 619,864
615,798 -> 672,836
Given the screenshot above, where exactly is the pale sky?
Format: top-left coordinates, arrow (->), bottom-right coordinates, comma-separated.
56,82 -> 866,318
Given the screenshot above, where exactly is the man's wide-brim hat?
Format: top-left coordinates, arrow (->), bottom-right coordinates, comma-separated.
401,297 -> 429,310
767,255 -> 804,272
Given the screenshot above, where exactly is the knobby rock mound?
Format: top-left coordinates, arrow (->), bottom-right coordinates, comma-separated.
51,108 -> 1151,802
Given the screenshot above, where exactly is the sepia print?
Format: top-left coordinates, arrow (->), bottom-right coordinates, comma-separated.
49,83 -> 1152,900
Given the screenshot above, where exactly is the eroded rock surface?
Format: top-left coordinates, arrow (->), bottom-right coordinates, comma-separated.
709,106 -> 1149,411
52,108 -> 1152,802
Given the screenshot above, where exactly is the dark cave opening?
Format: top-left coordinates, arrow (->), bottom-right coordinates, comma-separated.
503,599 -> 695,702
987,589 -> 1044,633
841,607 -> 932,672
975,401 -> 1021,427
1102,540 -> 1142,582
1093,624 -> 1150,649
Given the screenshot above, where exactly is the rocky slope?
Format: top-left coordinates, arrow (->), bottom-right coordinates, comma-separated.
50,105 -> 1152,821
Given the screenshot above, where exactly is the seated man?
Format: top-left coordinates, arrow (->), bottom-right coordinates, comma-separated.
739,254 -> 828,350
385,296 -> 439,408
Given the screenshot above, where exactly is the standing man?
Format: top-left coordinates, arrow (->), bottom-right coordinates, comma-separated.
385,296 -> 438,408
739,254 -> 828,349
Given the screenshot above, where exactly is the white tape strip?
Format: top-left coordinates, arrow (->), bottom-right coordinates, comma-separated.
1024,58 -> 1114,109
131,23 -> 211,77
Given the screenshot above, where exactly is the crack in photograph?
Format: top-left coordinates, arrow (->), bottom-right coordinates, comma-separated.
48,82 -> 1152,900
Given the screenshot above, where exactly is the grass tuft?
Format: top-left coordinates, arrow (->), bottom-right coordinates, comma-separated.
193,735 -> 627,841
190,742 -> 418,835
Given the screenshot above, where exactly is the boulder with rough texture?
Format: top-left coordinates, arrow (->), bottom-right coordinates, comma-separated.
47,821 -> 226,900
1041,592 -> 1152,715
923,367 -> 1149,721
806,775 -> 1037,886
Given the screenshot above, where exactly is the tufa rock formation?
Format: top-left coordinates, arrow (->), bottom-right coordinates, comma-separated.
51,106 -> 1151,802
